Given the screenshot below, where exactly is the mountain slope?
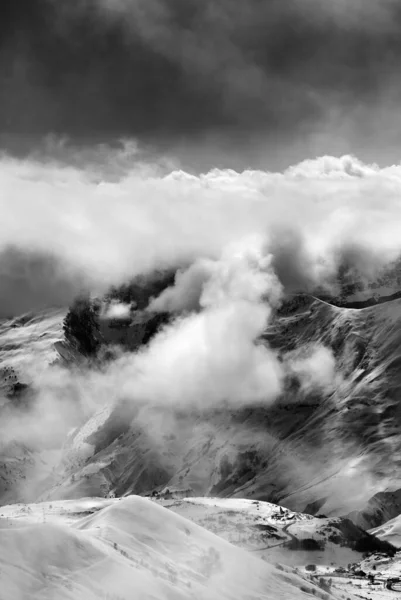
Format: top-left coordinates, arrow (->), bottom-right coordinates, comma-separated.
36,295 -> 401,520
161,497 -> 395,567
347,489 -> 401,530
0,309 -> 65,504
0,495 -> 346,600
370,512 -> 401,548
5,293 -> 401,528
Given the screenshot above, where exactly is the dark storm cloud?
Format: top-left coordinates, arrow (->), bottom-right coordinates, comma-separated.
2,0 -> 401,154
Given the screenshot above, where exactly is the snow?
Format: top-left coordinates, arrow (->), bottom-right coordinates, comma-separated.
162,497 -> 363,568
178,497 -> 312,520
0,309 -> 64,380
0,495 -> 351,600
371,515 -> 401,548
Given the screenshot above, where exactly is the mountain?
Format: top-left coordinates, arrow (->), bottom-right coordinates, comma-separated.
4,286 -> 401,521
0,495 -> 348,600
160,497 -> 395,566
370,512 -> 401,549
29,294 -> 401,523
3,276 -> 401,598
0,309 -> 65,504
347,489 -> 401,531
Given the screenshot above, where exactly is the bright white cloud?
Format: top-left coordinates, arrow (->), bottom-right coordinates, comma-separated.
129,237 -> 284,408
285,343 -> 338,394
148,260 -> 213,313
102,301 -> 132,320
1,148 -> 401,316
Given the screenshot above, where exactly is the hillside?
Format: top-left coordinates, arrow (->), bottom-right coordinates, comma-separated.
3,290 -> 401,520
27,294 -> 401,522
0,495 -> 346,600
0,309 -> 65,504
347,489 -> 401,531
3,285 -> 401,598
161,497 -> 395,567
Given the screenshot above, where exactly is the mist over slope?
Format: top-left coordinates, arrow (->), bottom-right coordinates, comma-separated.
2,270 -> 401,519
25,291 -> 401,524
3,195 -> 401,513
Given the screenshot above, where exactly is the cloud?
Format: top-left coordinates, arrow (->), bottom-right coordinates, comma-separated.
284,343 -> 338,394
149,238 -> 282,315
90,238 -> 284,412
0,216 -> 384,508
0,364 -> 102,450
285,154 -> 380,179
124,303 -> 282,410
2,142 -> 400,515
126,238 -> 285,409
148,260 -> 213,314
2,0 -> 401,167
2,149 -> 401,316
0,237 -> 285,467
102,301 -> 132,320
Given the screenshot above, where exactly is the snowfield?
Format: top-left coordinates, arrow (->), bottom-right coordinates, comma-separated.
161,497 -> 382,567
0,495 -> 352,600
371,514 -> 401,548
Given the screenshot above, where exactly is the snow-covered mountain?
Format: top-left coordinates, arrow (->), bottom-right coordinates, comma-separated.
0,495 -> 351,600
3,273 -> 401,598
161,497 -> 395,566
24,293 -> 401,522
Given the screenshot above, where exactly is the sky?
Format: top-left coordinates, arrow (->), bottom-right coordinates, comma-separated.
3,0 -> 401,170
3,2 -> 401,515
2,2 -> 401,330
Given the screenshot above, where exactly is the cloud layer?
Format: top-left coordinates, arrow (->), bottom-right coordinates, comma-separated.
1,149 -> 401,315
2,0 -> 401,166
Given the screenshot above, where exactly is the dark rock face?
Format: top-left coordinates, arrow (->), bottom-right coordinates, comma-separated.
98,310 -> 170,353
59,269 -> 176,363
